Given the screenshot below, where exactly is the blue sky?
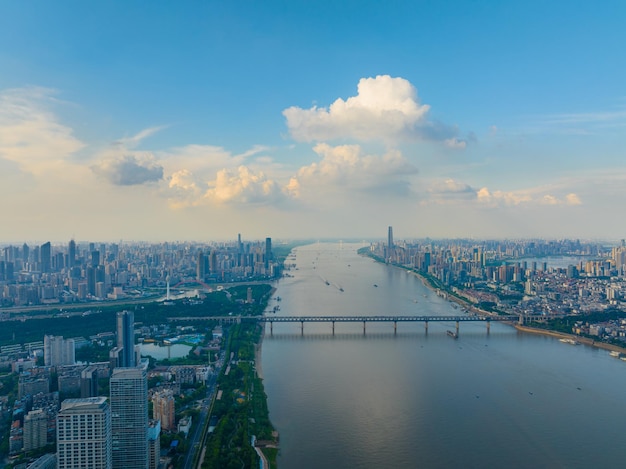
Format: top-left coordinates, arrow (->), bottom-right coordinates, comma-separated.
1,1 -> 625,242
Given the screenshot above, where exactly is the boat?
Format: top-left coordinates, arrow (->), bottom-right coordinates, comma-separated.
609,351 -> 621,358
373,284 -> 378,287
446,330 -> 458,339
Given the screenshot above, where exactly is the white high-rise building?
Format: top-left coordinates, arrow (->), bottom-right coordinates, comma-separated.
57,397 -> 111,469
44,335 -> 75,366
24,409 -> 48,452
110,367 -> 148,469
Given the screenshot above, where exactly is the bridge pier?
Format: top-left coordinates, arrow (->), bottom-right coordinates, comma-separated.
270,321 -> 273,336
486,320 -> 490,334
300,321 -> 304,336
332,321 -> 335,336
363,321 -> 366,335
456,321 -> 460,337
424,320 -> 428,334
394,321 -> 397,335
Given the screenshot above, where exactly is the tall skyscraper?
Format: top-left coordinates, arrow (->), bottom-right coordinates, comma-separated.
40,241 -> 51,273
68,239 -> 76,268
110,367 -> 148,469
265,237 -> 272,269
116,311 -> 136,368
196,251 -> 206,281
57,397 -> 112,469
387,226 -> 394,260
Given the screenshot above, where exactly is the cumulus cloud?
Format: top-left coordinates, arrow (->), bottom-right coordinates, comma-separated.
291,143 -> 417,196
477,187 -> 582,207
0,86 -> 85,175
205,166 -> 286,205
92,153 -> 164,186
565,193 -> 582,205
427,178 -> 476,200
283,75 -> 462,144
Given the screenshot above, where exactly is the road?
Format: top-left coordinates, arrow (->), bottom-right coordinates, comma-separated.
183,371 -> 218,469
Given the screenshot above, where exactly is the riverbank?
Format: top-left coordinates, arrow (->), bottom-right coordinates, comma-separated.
364,253 -> 626,355
514,324 -> 626,354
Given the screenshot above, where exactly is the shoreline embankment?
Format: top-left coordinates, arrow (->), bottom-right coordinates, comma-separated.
391,260 -> 626,355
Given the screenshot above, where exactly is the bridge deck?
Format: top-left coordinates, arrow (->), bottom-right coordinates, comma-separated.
170,315 -> 519,323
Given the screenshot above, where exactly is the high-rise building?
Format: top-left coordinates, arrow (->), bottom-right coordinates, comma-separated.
152,389 -> 175,431
147,420 -> 161,469
387,226 -> 394,261
44,335 -> 75,367
68,239 -> 76,268
110,367 -> 148,469
81,365 -> 100,398
265,237 -> 272,269
40,241 -> 51,273
116,311 -> 135,368
57,397 -> 112,469
24,409 -> 48,452
196,251 -> 206,281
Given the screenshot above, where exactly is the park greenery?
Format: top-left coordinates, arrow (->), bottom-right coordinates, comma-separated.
201,321 -> 277,469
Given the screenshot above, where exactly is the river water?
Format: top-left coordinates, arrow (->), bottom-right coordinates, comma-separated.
261,243 -> 626,469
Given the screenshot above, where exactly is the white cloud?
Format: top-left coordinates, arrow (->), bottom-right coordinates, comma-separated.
291,143 -> 417,196
0,86 -> 85,175
113,125 -> 168,148
565,193 -> 582,205
204,166 -> 286,205
92,153 -> 164,186
476,187 -> 582,207
427,178 -> 476,201
283,75 -> 461,144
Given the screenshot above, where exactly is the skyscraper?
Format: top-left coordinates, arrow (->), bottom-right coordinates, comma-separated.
57,397 -> 112,469
110,367 -> 148,469
68,239 -> 76,268
265,237 -> 272,269
116,311 -> 135,368
387,226 -> 394,261
40,241 -> 51,273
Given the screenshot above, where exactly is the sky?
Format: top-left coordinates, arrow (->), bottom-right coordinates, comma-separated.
1,1 -> 625,243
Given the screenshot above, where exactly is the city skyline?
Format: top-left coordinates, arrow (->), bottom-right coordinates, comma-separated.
1,2 -> 625,242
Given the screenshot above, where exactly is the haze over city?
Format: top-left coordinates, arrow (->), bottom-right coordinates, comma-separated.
1,1 -> 625,242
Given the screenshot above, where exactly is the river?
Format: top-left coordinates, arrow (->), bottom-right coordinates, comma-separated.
261,242 -> 626,468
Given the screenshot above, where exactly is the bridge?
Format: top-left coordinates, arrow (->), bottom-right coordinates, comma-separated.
168,313 -> 543,336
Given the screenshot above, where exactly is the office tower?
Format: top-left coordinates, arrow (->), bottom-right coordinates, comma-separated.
110,367 -> 148,469
40,241 -> 51,273
81,365 -> 100,398
24,409 -> 48,452
22,243 -> 30,263
196,251 -> 206,281
116,311 -> 136,368
265,237 -> 272,269
87,266 -> 96,296
44,335 -> 75,366
91,250 -> 100,267
152,389 -> 175,431
388,226 -> 394,257
147,420 -> 160,469
68,239 -> 76,268
209,250 -> 217,274
57,397 -> 112,469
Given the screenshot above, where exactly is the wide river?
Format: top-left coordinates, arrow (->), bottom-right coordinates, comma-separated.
261,243 -> 626,468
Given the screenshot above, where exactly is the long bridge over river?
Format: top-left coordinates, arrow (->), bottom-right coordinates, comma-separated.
169,314 -> 548,336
